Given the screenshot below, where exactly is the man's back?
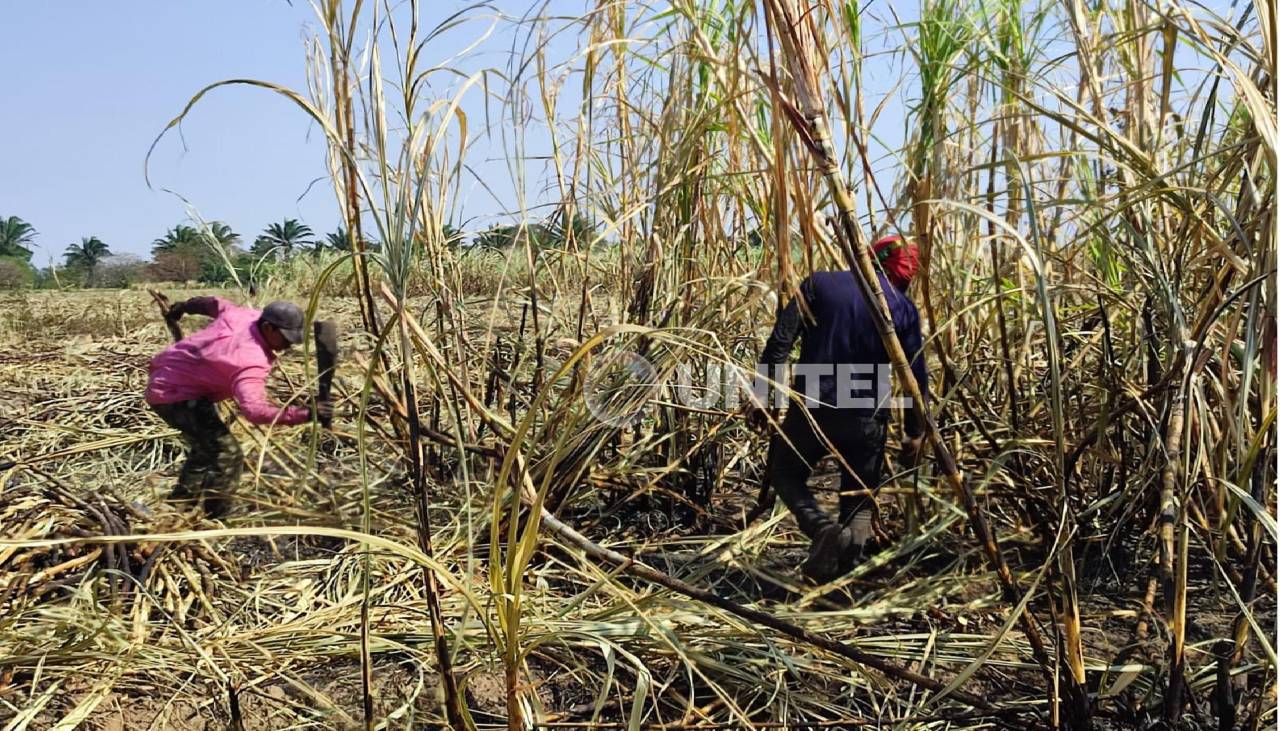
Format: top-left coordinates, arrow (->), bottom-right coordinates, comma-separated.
797,270 -> 918,366
146,297 -> 274,408
762,270 -> 927,413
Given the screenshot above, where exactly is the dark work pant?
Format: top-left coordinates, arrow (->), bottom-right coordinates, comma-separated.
767,408 -> 888,539
150,399 -> 243,513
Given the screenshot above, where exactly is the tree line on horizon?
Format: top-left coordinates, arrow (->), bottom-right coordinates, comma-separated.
0,211 -> 603,290
0,214 -> 348,288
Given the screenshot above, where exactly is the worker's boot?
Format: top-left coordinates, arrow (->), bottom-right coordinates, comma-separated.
202,494 -> 229,520
200,436 -> 242,520
171,452 -> 209,509
781,492 -> 832,541
838,509 -> 874,574
779,487 -> 851,582
168,476 -> 201,510
200,481 -> 235,520
802,522 -> 853,583
167,486 -> 200,513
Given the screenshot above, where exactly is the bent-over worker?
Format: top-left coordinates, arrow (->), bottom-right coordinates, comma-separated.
145,297 -> 329,517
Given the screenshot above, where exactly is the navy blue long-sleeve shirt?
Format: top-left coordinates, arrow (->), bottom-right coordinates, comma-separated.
761,271 -> 928,435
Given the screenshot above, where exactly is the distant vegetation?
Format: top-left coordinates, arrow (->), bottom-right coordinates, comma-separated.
0,211 -> 600,290
0,216 -> 37,288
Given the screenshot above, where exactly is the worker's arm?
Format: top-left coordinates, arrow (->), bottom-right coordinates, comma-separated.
166,296 -> 223,321
760,278 -> 813,366
902,316 -> 929,438
231,367 -> 310,426
760,298 -> 803,366
898,304 -> 929,466
750,281 -> 810,426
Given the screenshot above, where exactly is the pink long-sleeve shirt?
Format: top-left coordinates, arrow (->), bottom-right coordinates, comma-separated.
145,297 -> 310,426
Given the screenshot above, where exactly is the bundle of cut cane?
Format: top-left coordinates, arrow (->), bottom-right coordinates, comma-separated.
0,480 -> 239,630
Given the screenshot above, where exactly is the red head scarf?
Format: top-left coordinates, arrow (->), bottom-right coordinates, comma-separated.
873,234 -> 919,289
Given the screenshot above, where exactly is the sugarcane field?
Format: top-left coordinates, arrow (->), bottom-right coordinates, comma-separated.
0,1 -> 1275,729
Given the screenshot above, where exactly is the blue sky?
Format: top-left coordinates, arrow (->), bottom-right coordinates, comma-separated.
3,2 -> 346,260
2,1 -> 582,261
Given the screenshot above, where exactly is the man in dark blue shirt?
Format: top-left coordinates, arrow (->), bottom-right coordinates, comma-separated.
754,236 -> 928,582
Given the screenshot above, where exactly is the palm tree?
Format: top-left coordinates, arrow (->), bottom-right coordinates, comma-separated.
152,225 -> 201,254
0,216 -> 37,261
198,221 -> 245,280
474,223 -> 544,251
324,227 -> 352,252
442,223 -> 465,249
252,219 -> 315,259
323,226 -> 386,253
63,237 -> 111,270
204,221 -> 241,249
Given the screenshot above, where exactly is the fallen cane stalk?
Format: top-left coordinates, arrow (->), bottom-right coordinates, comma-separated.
538,507 -> 1022,718
506,443 -> 1008,717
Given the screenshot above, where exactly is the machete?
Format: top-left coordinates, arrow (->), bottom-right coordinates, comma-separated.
313,320 -> 339,429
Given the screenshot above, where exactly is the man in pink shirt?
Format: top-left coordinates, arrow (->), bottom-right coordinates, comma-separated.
145,296 -> 328,516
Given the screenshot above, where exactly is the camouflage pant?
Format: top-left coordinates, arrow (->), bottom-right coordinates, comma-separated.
150,399 -> 242,516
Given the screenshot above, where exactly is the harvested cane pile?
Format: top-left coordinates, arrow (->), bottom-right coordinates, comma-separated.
0,480 -> 236,628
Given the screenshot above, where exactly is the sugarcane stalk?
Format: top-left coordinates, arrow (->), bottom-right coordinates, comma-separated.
395,300 -> 466,728
326,2 -> 379,338
984,132 -> 1020,429
1160,346 -> 1191,720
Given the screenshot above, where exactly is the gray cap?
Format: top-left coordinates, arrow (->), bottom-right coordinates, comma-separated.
261,301 -> 305,344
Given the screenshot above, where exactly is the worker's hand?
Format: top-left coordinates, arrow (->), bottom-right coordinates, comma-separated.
899,434 -> 924,469
313,398 -> 334,425
164,303 -> 184,323
745,405 -> 777,432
